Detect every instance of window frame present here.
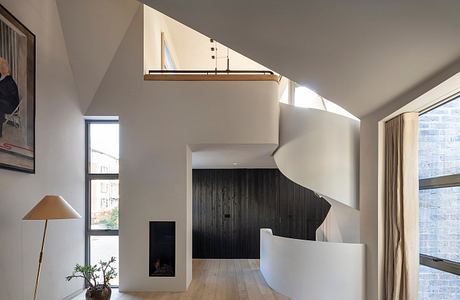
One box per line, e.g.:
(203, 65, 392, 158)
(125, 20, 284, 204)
(85, 120, 119, 277)
(419, 96, 460, 277)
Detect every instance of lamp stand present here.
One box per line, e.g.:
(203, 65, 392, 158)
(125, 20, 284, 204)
(33, 219, 48, 300)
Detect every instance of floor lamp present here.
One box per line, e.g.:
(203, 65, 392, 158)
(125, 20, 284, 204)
(23, 195, 81, 300)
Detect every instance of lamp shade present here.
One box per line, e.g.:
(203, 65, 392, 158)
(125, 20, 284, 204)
(23, 195, 81, 220)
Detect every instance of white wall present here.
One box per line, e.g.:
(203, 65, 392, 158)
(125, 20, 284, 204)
(87, 7, 279, 292)
(260, 229, 365, 300)
(274, 103, 360, 209)
(0, 0, 85, 299)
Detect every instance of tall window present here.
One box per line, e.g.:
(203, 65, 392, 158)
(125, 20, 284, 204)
(419, 96, 460, 299)
(86, 121, 119, 285)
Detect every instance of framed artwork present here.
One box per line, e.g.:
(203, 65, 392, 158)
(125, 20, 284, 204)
(161, 32, 176, 70)
(0, 4, 35, 173)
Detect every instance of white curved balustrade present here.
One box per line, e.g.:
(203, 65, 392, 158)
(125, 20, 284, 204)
(260, 229, 365, 300)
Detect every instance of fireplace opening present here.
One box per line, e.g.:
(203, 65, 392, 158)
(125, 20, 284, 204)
(149, 221, 175, 277)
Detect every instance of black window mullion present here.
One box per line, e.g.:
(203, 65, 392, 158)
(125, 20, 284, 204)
(85, 121, 90, 266)
(419, 173, 460, 190)
(87, 230, 119, 236)
(420, 254, 460, 276)
(88, 174, 119, 180)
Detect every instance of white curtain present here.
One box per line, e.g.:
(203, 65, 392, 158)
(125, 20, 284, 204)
(383, 112, 419, 300)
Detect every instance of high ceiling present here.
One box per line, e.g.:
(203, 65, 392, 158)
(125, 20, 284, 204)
(57, 0, 139, 112)
(141, 0, 460, 117)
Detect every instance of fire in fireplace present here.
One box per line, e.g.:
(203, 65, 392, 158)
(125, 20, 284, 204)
(149, 221, 175, 277)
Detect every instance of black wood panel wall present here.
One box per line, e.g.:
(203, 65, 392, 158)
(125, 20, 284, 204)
(192, 169, 331, 259)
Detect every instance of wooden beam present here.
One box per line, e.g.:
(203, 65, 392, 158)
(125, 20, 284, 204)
(144, 74, 279, 82)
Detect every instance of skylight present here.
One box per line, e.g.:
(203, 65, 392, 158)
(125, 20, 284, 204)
(280, 79, 359, 120)
(295, 86, 325, 110)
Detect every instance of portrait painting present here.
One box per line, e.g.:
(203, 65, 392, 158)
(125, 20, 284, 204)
(0, 4, 35, 173)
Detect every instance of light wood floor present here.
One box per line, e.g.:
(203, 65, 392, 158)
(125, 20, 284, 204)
(73, 259, 288, 300)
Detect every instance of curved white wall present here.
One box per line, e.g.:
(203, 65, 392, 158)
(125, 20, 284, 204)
(260, 229, 365, 300)
(274, 103, 360, 209)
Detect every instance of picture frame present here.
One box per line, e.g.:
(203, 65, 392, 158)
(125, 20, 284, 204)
(161, 32, 176, 70)
(0, 4, 36, 173)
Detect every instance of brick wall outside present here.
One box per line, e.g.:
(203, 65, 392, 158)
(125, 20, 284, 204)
(419, 96, 460, 300)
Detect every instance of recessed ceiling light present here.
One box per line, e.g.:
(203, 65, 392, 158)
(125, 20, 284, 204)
(232, 162, 239, 166)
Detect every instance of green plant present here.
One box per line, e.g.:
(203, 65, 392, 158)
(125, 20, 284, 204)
(66, 257, 117, 288)
(105, 207, 118, 229)
(98, 207, 118, 230)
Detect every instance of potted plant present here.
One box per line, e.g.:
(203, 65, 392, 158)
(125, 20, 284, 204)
(66, 257, 117, 300)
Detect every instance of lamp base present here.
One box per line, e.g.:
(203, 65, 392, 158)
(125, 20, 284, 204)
(33, 219, 48, 300)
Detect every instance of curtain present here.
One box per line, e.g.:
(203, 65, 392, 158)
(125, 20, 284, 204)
(384, 112, 419, 300)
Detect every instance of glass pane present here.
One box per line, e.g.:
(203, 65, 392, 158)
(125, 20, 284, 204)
(419, 265, 460, 300)
(91, 180, 119, 230)
(294, 86, 325, 110)
(90, 236, 119, 286)
(419, 96, 460, 179)
(89, 123, 119, 174)
(420, 187, 460, 262)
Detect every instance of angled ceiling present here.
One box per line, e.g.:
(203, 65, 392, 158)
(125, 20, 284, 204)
(159, 11, 269, 71)
(57, 0, 140, 111)
(141, 0, 460, 117)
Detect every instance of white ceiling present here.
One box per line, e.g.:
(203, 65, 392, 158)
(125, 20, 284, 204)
(141, 0, 460, 117)
(191, 144, 277, 169)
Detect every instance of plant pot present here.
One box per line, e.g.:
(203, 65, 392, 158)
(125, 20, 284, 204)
(85, 285, 111, 300)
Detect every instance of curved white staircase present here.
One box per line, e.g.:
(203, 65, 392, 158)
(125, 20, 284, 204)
(258, 104, 364, 300)
(274, 103, 360, 209)
(274, 103, 361, 244)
